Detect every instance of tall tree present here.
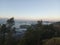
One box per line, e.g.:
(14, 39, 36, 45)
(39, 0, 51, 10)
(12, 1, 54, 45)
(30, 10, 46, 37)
(3, 17, 16, 45)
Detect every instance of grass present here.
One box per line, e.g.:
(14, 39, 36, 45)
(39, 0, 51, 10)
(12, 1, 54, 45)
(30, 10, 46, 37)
(43, 37, 60, 45)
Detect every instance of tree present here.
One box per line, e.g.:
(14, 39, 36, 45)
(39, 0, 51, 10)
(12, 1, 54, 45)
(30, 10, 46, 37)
(0, 24, 6, 45)
(6, 17, 15, 28)
(5, 17, 16, 45)
(19, 21, 55, 45)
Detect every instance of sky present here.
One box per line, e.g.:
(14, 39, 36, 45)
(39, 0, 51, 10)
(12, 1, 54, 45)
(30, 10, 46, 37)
(0, 0, 60, 21)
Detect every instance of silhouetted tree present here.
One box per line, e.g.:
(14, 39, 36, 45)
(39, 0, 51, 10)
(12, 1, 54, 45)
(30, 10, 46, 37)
(0, 17, 16, 45)
(6, 17, 15, 28)
(5, 17, 16, 45)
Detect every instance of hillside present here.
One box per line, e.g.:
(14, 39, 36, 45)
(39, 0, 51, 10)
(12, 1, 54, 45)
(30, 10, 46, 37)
(43, 37, 60, 45)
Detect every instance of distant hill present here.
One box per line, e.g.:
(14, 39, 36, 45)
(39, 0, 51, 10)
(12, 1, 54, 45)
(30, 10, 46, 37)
(53, 22, 60, 25)
(53, 22, 60, 28)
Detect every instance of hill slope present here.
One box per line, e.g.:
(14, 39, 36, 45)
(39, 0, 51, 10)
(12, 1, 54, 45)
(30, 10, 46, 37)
(43, 37, 60, 45)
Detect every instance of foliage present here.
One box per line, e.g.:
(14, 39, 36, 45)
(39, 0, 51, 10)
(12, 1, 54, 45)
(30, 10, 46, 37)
(19, 21, 56, 45)
(6, 17, 15, 28)
(0, 17, 16, 45)
(0, 18, 60, 45)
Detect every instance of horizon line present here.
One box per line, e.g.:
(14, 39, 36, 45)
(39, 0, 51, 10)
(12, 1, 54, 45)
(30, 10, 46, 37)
(0, 17, 60, 22)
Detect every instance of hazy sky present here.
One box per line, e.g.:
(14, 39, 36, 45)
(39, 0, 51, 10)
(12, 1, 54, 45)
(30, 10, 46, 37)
(0, 0, 60, 21)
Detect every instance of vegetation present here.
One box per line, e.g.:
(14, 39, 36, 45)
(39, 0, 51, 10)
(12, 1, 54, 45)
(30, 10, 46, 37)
(19, 21, 56, 45)
(0, 17, 60, 45)
(0, 17, 16, 45)
(43, 37, 60, 45)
